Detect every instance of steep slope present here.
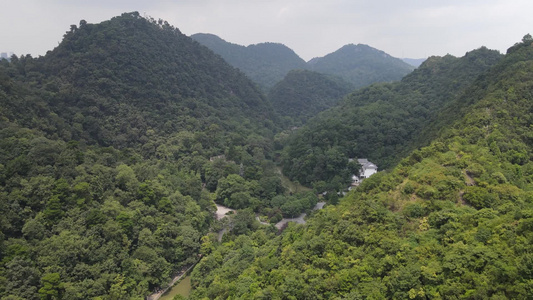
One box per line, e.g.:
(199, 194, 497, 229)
(191, 33, 308, 89)
(0, 12, 283, 299)
(282, 47, 502, 187)
(189, 35, 533, 300)
(268, 70, 353, 125)
(308, 44, 415, 88)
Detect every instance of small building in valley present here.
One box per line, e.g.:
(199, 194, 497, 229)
(358, 158, 378, 179)
(350, 158, 378, 188)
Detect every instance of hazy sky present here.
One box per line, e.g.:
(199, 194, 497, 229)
(1, 0, 532, 61)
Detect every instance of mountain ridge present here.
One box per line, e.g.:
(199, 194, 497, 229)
(281, 46, 503, 188)
(192, 34, 415, 90)
(191, 33, 307, 89)
(308, 43, 415, 88)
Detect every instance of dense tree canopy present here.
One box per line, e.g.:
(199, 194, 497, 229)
(268, 70, 352, 126)
(308, 43, 415, 88)
(193, 34, 417, 93)
(2, 10, 532, 300)
(0, 12, 286, 299)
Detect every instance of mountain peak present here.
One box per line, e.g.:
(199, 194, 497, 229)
(22, 13, 273, 146)
(192, 33, 307, 89)
(308, 43, 414, 88)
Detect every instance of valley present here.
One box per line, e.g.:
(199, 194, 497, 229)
(0, 12, 532, 300)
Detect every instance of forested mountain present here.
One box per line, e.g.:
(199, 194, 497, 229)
(282, 46, 503, 188)
(0, 12, 286, 299)
(267, 70, 353, 126)
(12, 14, 276, 149)
(191, 33, 308, 90)
(188, 35, 533, 300)
(2, 9, 532, 300)
(308, 44, 415, 88)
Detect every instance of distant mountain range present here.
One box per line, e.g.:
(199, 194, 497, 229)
(192, 34, 415, 90)
(191, 33, 307, 89)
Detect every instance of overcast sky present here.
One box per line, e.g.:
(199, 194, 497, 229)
(1, 0, 532, 61)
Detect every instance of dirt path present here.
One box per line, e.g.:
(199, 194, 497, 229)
(272, 202, 326, 229)
(274, 213, 307, 229)
(215, 204, 234, 220)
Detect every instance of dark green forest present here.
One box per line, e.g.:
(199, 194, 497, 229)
(1, 11, 532, 300)
(0, 12, 288, 299)
(268, 70, 353, 126)
(192, 34, 415, 93)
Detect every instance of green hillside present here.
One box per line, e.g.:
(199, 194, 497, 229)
(191, 33, 308, 90)
(268, 70, 352, 126)
(0, 12, 284, 299)
(17, 15, 275, 148)
(281, 46, 502, 188)
(188, 35, 533, 299)
(308, 44, 415, 88)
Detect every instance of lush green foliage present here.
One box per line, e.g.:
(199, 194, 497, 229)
(191, 33, 308, 90)
(2, 10, 532, 300)
(308, 44, 414, 88)
(268, 70, 352, 126)
(282, 47, 503, 187)
(189, 37, 533, 299)
(0, 12, 286, 299)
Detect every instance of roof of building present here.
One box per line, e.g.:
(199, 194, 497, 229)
(357, 158, 377, 170)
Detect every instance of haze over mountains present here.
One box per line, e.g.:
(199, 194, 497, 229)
(191, 33, 415, 90)
(268, 70, 353, 125)
(1, 12, 531, 300)
(191, 33, 308, 90)
(402, 57, 427, 67)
